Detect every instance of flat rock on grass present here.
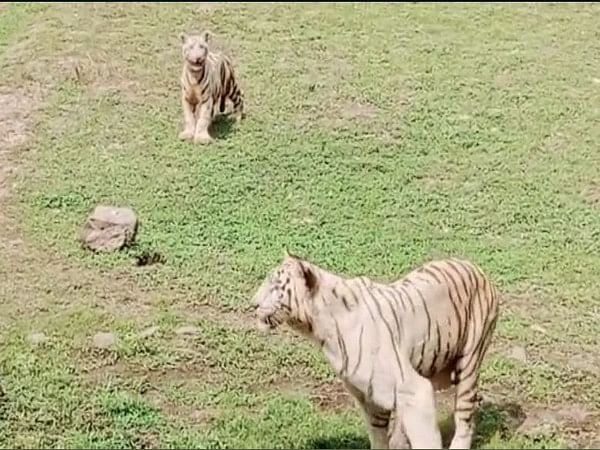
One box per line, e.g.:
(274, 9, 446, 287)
(92, 332, 117, 349)
(79, 205, 138, 252)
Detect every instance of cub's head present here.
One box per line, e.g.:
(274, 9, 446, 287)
(180, 31, 211, 70)
(253, 252, 318, 333)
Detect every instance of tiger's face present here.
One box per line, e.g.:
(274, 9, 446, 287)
(253, 254, 317, 333)
(180, 31, 210, 70)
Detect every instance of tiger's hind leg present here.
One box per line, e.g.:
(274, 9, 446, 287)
(449, 322, 497, 449)
(229, 83, 244, 124)
(449, 353, 481, 449)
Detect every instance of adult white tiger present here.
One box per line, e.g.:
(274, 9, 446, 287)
(253, 252, 499, 449)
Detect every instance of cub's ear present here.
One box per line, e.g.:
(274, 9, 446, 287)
(299, 263, 318, 295)
(284, 248, 302, 262)
(179, 32, 187, 44)
(202, 30, 212, 43)
(284, 249, 300, 260)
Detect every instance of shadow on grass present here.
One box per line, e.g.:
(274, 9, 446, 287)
(209, 113, 237, 140)
(306, 401, 525, 449)
(306, 433, 369, 450)
(441, 400, 526, 448)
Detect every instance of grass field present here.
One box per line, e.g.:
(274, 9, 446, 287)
(1, 2, 599, 448)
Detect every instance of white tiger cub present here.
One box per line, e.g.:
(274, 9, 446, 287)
(253, 252, 499, 449)
(179, 31, 244, 144)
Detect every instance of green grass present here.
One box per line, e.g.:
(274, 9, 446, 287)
(1, 2, 599, 448)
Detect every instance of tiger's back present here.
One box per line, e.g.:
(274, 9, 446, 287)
(391, 257, 499, 390)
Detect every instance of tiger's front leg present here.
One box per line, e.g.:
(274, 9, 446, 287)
(345, 382, 391, 449)
(179, 94, 196, 141)
(360, 403, 391, 449)
(388, 411, 410, 449)
(193, 98, 214, 144)
(398, 374, 442, 449)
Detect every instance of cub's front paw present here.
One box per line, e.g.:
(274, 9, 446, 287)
(234, 111, 245, 124)
(179, 130, 194, 141)
(193, 132, 213, 144)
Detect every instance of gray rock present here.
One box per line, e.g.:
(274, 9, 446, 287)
(28, 332, 48, 345)
(175, 325, 200, 336)
(140, 326, 159, 338)
(92, 332, 117, 349)
(79, 205, 138, 252)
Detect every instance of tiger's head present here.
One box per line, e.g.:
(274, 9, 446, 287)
(180, 31, 211, 71)
(253, 252, 318, 334)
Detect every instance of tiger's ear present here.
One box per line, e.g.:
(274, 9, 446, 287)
(299, 263, 318, 295)
(202, 30, 212, 43)
(284, 249, 300, 260)
(179, 32, 188, 44)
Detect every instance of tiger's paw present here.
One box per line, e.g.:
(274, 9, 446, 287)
(193, 133, 213, 144)
(179, 130, 194, 141)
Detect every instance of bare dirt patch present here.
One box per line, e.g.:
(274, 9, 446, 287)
(518, 403, 599, 447)
(309, 378, 354, 411)
(56, 55, 142, 101)
(174, 297, 256, 331)
(581, 181, 600, 207)
(0, 85, 42, 200)
(339, 99, 378, 121)
(322, 97, 379, 130)
(84, 359, 218, 425)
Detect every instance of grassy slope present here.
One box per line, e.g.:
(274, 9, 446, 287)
(1, 2, 599, 448)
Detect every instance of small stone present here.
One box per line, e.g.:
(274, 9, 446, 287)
(9, 239, 24, 247)
(79, 205, 138, 252)
(175, 325, 200, 336)
(28, 332, 48, 345)
(530, 324, 547, 334)
(92, 332, 117, 349)
(568, 354, 596, 373)
(140, 326, 159, 338)
(509, 345, 528, 363)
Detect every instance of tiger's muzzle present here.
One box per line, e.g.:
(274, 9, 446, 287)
(255, 306, 279, 334)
